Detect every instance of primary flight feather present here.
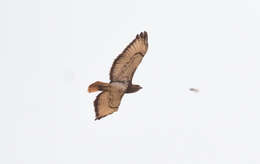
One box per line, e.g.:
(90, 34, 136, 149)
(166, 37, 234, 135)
(88, 31, 149, 120)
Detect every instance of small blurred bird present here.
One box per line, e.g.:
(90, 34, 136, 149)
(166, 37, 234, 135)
(189, 88, 199, 93)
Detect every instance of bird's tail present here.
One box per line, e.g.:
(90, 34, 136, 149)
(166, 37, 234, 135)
(88, 81, 109, 93)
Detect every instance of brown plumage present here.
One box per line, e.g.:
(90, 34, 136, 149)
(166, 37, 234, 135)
(88, 31, 149, 120)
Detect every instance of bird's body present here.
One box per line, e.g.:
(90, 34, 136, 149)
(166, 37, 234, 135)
(88, 81, 142, 93)
(88, 31, 148, 120)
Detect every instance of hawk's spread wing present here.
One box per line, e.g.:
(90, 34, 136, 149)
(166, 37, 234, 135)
(94, 83, 127, 120)
(110, 31, 148, 82)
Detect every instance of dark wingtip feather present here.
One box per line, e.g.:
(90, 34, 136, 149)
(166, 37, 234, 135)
(95, 114, 108, 121)
(140, 32, 144, 38)
(143, 31, 148, 39)
(136, 31, 148, 40)
(139, 31, 148, 43)
(142, 31, 148, 45)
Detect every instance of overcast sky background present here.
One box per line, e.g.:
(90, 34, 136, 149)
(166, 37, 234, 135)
(1, 0, 260, 163)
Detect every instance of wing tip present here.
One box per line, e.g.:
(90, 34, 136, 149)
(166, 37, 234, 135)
(137, 31, 148, 46)
(94, 114, 110, 120)
(137, 31, 148, 40)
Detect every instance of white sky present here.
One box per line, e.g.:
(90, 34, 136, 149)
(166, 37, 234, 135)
(1, 0, 260, 163)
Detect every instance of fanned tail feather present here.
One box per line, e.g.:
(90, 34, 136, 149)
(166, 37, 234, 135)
(88, 81, 109, 93)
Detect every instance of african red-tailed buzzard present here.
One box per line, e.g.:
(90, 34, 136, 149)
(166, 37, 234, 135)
(88, 31, 149, 120)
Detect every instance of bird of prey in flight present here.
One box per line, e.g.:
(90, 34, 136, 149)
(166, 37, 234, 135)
(88, 31, 149, 120)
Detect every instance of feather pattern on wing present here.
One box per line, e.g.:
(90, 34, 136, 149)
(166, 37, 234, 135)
(94, 82, 127, 120)
(110, 31, 148, 82)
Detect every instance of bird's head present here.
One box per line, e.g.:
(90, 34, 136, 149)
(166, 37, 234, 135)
(129, 84, 142, 93)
